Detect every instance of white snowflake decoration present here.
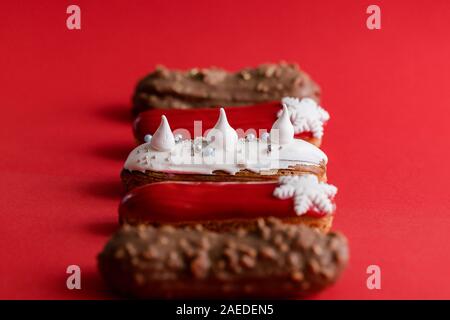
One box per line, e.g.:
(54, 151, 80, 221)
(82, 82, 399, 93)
(273, 175, 337, 216)
(278, 97, 330, 139)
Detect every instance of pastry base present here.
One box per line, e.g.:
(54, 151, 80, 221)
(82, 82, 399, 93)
(120, 215, 333, 233)
(121, 165, 327, 191)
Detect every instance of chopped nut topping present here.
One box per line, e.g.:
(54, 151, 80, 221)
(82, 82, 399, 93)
(99, 219, 348, 299)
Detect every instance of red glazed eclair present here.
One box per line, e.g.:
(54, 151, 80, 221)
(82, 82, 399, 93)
(133, 97, 329, 147)
(98, 218, 348, 298)
(122, 107, 328, 191)
(119, 175, 337, 233)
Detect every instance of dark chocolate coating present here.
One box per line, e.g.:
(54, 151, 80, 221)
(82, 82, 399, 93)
(98, 218, 348, 298)
(132, 62, 321, 114)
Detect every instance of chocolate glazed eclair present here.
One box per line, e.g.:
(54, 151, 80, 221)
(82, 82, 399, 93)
(98, 218, 348, 299)
(132, 62, 321, 114)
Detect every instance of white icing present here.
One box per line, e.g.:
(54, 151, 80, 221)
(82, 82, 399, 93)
(150, 115, 175, 151)
(205, 108, 238, 151)
(273, 175, 337, 215)
(279, 97, 330, 139)
(124, 138, 328, 175)
(270, 104, 295, 145)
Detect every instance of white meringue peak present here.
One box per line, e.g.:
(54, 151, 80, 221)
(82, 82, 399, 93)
(205, 108, 238, 150)
(150, 115, 176, 152)
(270, 104, 295, 145)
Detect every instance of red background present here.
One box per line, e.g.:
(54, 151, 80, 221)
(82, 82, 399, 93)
(1, 0, 450, 299)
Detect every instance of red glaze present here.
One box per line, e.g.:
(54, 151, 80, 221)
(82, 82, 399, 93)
(119, 181, 327, 224)
(133, 102, 314, 142)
